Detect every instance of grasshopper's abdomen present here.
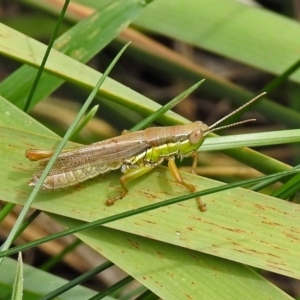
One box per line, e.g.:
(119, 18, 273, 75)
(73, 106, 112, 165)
(30, 160, 124, 190)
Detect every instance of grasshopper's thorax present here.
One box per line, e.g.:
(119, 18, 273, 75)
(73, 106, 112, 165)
(174, 121, 210, 157)
(124, 121, 210, 170)
(142, 121, 209, 147)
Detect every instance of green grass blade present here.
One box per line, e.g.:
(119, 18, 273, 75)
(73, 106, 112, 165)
(23, 0, 70, 112)
(130, 79, 205, 131)
(11, 253, 23, 300)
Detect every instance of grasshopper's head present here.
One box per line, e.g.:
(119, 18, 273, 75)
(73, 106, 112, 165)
(188, 121, 209, 146)
(177, 121, 210, 156)
(175, 121, 209, 157)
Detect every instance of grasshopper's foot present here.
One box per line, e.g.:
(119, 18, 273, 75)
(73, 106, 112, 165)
(181, 182, 207, 212)
(197, 198, 207, 212)
(106, 191, 127, 206)
(106, 198, 117, 206)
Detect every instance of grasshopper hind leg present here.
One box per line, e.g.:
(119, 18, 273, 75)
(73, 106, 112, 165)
(106, 164, 156, 206)
(168, 156, 206, 212)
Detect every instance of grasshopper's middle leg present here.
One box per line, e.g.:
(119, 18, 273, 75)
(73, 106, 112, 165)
(106, 164, 155, 206)
(167, 156, 207, 212)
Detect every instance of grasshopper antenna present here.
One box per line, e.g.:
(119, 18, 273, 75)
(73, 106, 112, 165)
(207, 92, 265, 133)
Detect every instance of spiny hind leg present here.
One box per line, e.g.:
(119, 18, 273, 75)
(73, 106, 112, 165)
(106, 164, 155, 206)
(168, 156, 206, 212)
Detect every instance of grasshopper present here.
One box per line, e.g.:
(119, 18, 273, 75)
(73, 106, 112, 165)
(26, 93, 264, 211)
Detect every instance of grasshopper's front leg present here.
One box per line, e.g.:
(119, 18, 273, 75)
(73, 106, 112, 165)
(106, 164, 155, 206)
(168, 156, 207, 212)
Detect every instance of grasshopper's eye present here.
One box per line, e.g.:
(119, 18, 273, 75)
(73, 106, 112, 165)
(195, 121, 204, 125)
(189, 129, 202, 144)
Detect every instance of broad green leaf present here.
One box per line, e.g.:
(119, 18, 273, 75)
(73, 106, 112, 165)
(52, 215, 293, 300)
